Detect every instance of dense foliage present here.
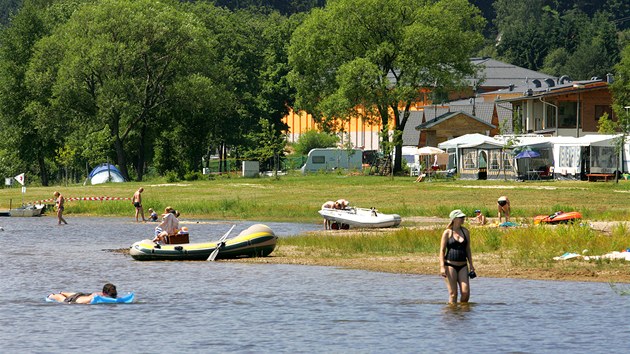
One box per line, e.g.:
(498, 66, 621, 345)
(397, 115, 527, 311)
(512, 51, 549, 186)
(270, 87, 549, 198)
(291, 130, 339, 155)
(1, 0, 630, 182)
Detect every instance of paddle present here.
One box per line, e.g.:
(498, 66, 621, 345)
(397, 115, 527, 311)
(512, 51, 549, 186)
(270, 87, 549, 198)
(208, 225, 235, 261)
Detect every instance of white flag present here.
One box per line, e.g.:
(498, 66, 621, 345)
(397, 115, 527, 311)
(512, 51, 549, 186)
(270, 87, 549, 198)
(14, 173, 25, 186)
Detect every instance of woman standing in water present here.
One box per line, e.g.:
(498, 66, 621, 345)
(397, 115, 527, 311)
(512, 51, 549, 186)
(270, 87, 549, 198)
(439, 209, 475, 303)
(53, 191, 68, 225)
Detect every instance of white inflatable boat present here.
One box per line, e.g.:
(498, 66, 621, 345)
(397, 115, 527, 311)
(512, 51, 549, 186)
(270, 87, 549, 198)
(318, 207, 401, 229)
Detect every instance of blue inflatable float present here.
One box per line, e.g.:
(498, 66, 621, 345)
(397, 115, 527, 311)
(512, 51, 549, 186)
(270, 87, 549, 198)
(46, 292, 135, 304)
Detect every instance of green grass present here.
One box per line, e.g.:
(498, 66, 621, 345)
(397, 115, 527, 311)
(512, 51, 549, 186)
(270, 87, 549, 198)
(4, 173, 629, 279)
(2, 174, 630, 223)
(279, 223, 630, 270)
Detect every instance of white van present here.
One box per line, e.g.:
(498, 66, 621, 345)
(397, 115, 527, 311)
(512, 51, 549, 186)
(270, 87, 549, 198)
(300, 148, 363, 174)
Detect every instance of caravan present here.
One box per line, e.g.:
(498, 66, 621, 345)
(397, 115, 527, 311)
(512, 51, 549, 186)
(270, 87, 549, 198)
(300, 148, 363, 174)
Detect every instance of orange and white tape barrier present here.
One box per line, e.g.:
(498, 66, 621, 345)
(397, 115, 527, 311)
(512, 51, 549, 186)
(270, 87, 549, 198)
(34, 196, 132, 204)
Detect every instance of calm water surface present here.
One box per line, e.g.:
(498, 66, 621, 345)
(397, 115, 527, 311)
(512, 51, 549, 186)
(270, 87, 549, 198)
(0, 217, 628, 353)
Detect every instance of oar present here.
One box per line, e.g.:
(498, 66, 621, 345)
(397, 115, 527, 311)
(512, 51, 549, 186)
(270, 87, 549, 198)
(208, 225, 235, 261)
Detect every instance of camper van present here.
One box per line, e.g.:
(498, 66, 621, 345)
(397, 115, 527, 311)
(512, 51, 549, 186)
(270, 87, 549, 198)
(300, 148, 363, 174)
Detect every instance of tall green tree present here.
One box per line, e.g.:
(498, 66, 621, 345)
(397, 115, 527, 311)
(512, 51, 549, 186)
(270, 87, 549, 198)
(26, 0, 215, 181)
(610, 44, 630, 179)
(0, 0, 88, 185)
(494, 0, 560, 71)
(288, 0, 484, 173)
(186, 5, 299, 172)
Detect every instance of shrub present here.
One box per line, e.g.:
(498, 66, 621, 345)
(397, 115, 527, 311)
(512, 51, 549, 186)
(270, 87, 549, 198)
(292, 130, 339, 155)
(165, 170, 179, 183)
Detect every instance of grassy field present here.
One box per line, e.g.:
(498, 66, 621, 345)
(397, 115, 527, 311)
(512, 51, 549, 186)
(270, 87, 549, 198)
(2, 173, 629, 283)
(3, 173, 630, 222)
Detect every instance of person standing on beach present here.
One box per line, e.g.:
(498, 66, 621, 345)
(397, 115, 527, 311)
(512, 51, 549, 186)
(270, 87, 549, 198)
(53, 191, 68, 225)
(497, 196, 511, 222)
(132, 187, 146, 222)
(439, 209, 475, 303)
(321, 200, 335, 229)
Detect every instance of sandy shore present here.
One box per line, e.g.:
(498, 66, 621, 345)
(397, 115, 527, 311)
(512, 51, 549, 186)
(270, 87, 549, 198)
(231, 217, 630, 283)
(233, 246, 630, 283)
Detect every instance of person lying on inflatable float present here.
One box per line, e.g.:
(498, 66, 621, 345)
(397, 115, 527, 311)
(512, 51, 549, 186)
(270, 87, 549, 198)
(46, 283, 131, 304)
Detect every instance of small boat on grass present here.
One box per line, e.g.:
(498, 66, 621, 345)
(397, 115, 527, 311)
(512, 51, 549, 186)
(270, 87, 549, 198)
(318, 207, 401, 229)
(10, 204, 45, 217)
(534, 211, 582, 225)
(129, 224, 277, 261)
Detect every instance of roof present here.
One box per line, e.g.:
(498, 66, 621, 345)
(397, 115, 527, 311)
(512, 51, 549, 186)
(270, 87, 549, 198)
(416, 110, 495, 130)
(401, 100, 514, 146)
(419, 101, 511, 131)
(469, 58, 556, 90)
(497, 134, 618, 148)
(494, 79, 609, 103)
(388, 57, 556, 91)
(438, 133, 504, 150)
(401, 111, 423, 146)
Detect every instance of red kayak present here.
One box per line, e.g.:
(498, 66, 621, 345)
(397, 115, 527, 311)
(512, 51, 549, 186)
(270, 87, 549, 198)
(534, 211, 582, 224)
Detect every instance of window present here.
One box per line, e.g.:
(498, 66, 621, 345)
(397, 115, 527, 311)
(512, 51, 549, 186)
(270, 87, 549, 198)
(545, 105, 556, 129)
(312, 156, 325, 164)
(503, 151, 513, 170)
(488, 150, 501, 171)
(463, 149, 477, 169)
(590, 146, 615, 169)
(559, 146, 580, 168)
(594, 105, 613, 123)
(558, 102, 577, 128)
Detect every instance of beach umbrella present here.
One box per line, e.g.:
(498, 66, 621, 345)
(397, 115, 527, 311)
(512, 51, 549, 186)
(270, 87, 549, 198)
(417, 146, 445, 156)
(515, 150, 540, 159)
(417, 146, 445, 181)
(515, 150, 541, 179)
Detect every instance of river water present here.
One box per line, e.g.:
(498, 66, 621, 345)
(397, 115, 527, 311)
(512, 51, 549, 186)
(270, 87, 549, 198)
(0, 216, 628, 353)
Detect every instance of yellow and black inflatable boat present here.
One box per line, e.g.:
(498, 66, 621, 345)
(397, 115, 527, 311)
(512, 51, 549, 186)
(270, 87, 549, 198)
(129, 224, 277, 261)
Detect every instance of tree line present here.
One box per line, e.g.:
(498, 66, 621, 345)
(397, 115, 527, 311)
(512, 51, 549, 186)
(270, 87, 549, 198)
(1, 0, 629, 184)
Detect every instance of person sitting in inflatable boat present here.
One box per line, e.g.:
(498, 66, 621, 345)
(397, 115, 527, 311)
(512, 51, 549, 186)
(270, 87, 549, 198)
(47, 283, 118, 304)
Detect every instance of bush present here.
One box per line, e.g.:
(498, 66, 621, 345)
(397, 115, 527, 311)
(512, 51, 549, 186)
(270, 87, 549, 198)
(184, 171, 203, 181)
(165, 170, 179, 183)
(292, 130, 339, 155)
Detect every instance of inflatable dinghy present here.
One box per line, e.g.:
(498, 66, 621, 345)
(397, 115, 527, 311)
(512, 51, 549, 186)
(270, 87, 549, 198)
(129, 224, 277, 261)
(534, 211, 582, 225)
(318, 207, 401, 229)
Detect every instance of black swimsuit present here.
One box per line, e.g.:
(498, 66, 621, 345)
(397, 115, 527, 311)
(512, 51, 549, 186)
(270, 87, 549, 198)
(63, 292, 90, 303)
(445, 229, 468, 271)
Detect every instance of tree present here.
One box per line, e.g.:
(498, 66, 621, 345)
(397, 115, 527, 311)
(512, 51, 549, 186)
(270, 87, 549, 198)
(610, 44, 630, 182)
(292, 130, 339, 155)
(26, 0, 215, 181)
(0, 0, 86, 185)
(187, 5, 299, 173)
(494, 0, 560, 71)
(288, 0, 484, 173)
(243, 118, 287, 179)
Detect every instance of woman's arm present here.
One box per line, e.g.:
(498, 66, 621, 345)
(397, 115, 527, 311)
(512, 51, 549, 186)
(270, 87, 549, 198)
(439, 230, 448, 277)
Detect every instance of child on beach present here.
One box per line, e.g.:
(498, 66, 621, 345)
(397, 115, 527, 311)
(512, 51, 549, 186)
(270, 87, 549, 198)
(473, 210, 487, 225)
(148, 208, 158, 222)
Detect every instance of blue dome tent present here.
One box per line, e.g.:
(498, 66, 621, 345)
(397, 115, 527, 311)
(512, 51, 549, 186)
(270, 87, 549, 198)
(88, 163, 125, 184)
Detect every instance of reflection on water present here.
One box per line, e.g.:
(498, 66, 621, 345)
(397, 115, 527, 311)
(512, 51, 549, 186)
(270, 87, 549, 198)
(0, 216, 628, 353)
